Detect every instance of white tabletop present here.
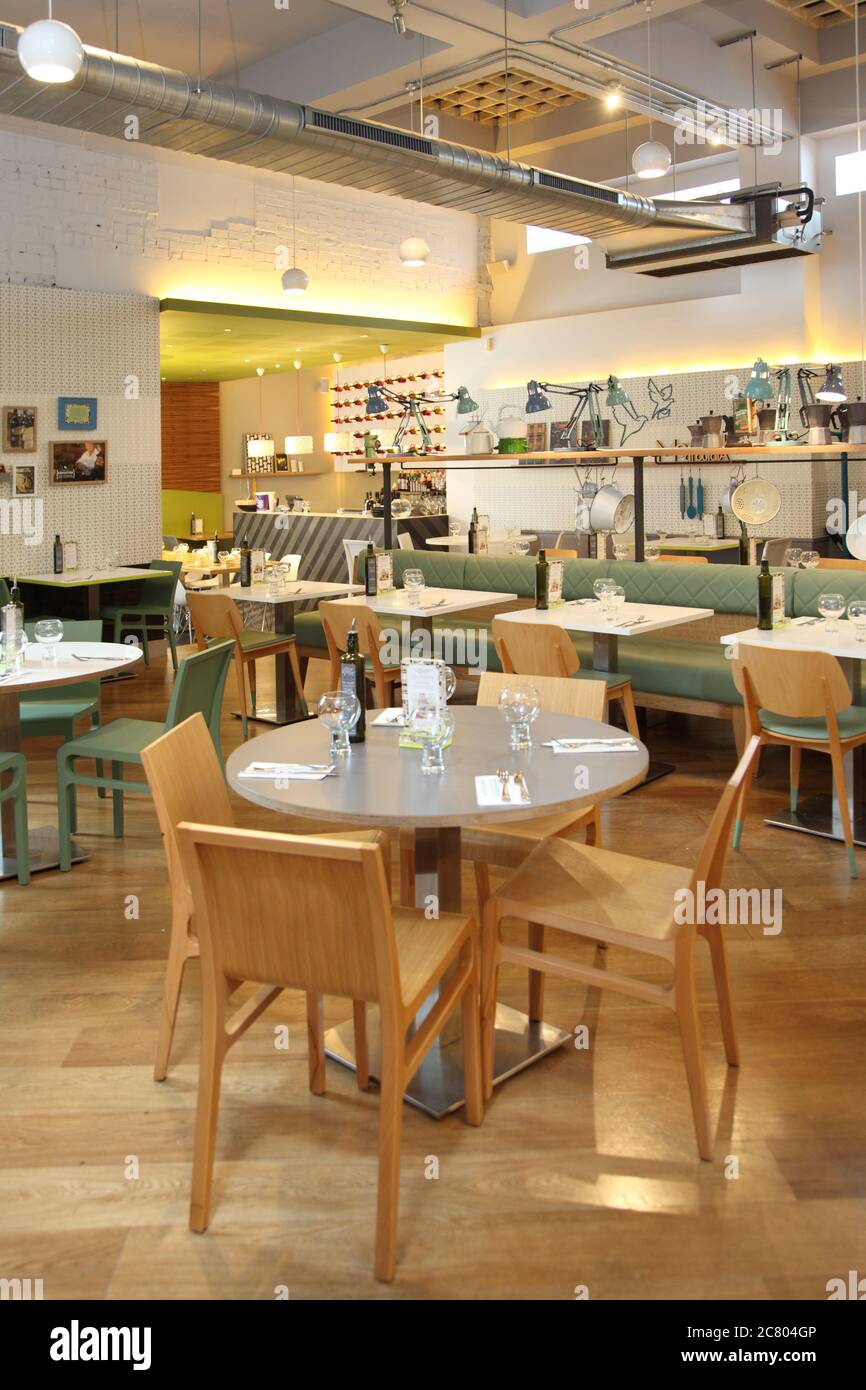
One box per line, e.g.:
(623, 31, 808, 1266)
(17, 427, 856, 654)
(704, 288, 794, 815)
(720, 616, 866, 662)
(19, 567, 172, 586)
(0, 641, 143, 692)
(642, 536, 740, 551)
(333, 587, 517, 619)
(199, 580, 364, 605)
(426, 533, 537, 547)
(495, 599, 713, 637)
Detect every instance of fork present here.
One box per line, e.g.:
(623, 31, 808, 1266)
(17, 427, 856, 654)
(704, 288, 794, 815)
(496, 768, 512, 802)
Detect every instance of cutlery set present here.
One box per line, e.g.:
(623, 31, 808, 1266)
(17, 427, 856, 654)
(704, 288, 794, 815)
(496, 768, 530, 803)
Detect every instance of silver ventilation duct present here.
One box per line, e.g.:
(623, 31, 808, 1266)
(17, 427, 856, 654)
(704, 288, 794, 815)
(0, 24, 819, 272)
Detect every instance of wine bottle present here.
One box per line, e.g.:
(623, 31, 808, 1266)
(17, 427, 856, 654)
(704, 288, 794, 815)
(757, 557, 773, 631)
(536, 548, 549, 611)
(7, 578, 24, 636)
(365, 541, 377, 596)
(468, 508, 478, 555)
(239, 541, 252, 589)
(341, 620, 366, 744)
(53, 533, 64, 574)
(715, 505, 725, 539)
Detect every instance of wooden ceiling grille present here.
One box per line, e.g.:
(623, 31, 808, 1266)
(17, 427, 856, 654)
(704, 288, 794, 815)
(433, 68, 587, 126)
(770, 0, 866, 28)
(161, 382, 221, 493)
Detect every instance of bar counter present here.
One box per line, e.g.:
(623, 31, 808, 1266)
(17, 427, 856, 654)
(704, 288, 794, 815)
(233, 510, 448, 584)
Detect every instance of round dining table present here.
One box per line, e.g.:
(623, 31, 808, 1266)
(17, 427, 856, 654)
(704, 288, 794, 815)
(227, 705, 648, 1117)
(0, 640, 143, 879)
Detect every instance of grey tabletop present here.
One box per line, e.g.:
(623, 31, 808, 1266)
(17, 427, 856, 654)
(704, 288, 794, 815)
(226, 706, 648, 829)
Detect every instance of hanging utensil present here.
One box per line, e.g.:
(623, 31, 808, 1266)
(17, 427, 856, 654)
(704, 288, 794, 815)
(687, 470, 697, 519)
(696, 466, 704, 518)
(679, 465, 686, 520)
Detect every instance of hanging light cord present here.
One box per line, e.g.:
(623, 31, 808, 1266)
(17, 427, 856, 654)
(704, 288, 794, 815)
(646, 1, 653, 138)
(503, 0, 511, 162)
(624, 107, 630, 191)
(419, 35, 425, 132)
(114, 0, 119, 52)
(749, 34, 758, 185)
(195, 0, 202, 95)
(292, 175, 297, 269)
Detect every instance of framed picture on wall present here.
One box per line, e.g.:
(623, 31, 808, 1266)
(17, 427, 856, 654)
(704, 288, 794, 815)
(3, 406, 37, 452)
(525, 421, 548, 453)
(57, 397, 98, 431)
(274, 453, 290, 473)
(13, 464, 36, 496)
(50, 440, 107, 484)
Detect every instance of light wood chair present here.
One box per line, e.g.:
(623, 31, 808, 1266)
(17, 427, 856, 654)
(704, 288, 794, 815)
(186, 590, 305, 738)
(492, 617, 640, 740)
(177, 819, 483, 1281)
(731, 647, 866, 878)
(658, 554, 709, 564)
(546, 548, 578, 559)
(140, 713, 377, 1083)
(816, 557, 866, 572)
(320, 599, 402, 708)
(481, 736, 762, 1158)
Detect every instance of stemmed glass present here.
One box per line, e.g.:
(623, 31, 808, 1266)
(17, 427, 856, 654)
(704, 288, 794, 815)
(511, 538, 531, 557)
(33, 617, 64, 663)
(409, 701, 455, 774)
(800, 550, 820, 570)
(317, 690, 360, 758)
(448, 520, 462, 537)
(784, 547, 802, 568)
(817, 592, 846, 634)
(645, 543, 661, 562)
(612, 541, 629, 561)
(498, 683, 541, 751)
(848, 600, 866, 642)
(593, 577, 616, 604)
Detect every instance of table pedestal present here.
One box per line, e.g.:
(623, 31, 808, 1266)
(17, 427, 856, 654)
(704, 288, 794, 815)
(324, 822, 571, 1119)
(591, 633, 673, 787)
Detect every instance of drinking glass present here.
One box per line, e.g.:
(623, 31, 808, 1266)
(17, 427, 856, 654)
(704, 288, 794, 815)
(498, 683, 541, 751)
(105, 550, 120, 570)
(847, 600, 866, 642)
(218, 550, 230, 564)
(612, 541, 629, 561)
(409, 704, 455, 774)
(592, 577, 616, 603)
(604, 584, 626, 622)
(800, 550, 820, 570)
(448, 520, 462, 537)
(657, 527, 669, 542)
(278, 561, 294, 589)
(403, 568, 426, 604)
(817, 592, 846, 633)
(34, 617, 64, 663)
(264, 564, 279, 596)
(511, 538, 531, 557)
(0, 630, 27, 677)
(645, 544, 661, 562)
(444, 666, 457, 701)
(317, 690, 360, 758)
(784, 547, 802, 568)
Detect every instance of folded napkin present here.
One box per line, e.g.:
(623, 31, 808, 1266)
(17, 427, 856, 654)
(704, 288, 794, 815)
(237, 762, 334, 781)
(475, 774, 532, 808)
(371, 707, 406, 727)
(543, 738, 640, 754)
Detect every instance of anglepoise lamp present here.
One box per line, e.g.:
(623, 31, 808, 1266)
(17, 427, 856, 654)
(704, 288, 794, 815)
(744, 358, 774, 403)
(816, 364, 847, 404)
(525, 378, 604, 449)
(365, 381, 477, 454)
(774, 367, 795, 441)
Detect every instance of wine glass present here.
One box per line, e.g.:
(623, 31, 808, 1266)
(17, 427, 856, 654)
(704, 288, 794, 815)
(784, 547, 802, 568)
(498, 683, 541, 751)
(403, 568, 425, 604)
(448, 520, 462, 537)
(317, 690, 360, 758)
(264, 564, 279, 597)
(657, 527, 669, 542)
(409, 704, 455, 774)
(800, 550, 820, 570)
(443, 666, 457, 702)
(645, 543, 661, 562)
(847, 600, 866, 643)
(592, 577, 616, 604)
(817, 592, 846, 634)
(612, 541, 629, 561)
(511, 538, 531, 557)
(34, 617, 64, 663)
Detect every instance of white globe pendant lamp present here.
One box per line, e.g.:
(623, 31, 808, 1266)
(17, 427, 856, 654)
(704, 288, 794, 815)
(18, 4, 84, 85)
(400, 235, 430, 268)
(632, 2, 671, 182)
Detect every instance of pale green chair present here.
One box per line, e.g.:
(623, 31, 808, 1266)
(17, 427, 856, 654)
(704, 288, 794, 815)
(22, 619, 103, 743)
(55, 640, 234, 870)
(100, 559, 183, 670)
(0, 753, 29, 885)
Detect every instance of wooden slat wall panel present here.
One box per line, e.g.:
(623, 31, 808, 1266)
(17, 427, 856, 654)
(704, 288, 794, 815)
(161, 382, 221, 492)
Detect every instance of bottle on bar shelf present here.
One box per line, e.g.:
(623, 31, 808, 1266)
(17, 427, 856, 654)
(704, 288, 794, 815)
(536, 548, 549, 611)
(341, 619, 366, 744)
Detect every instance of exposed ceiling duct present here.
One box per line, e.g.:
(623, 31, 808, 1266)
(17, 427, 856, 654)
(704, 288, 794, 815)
(0, 23, 821, 273)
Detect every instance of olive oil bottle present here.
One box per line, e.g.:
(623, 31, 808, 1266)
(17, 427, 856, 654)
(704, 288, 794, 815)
(757, 557, 773, 631)
(535, 548, 549, 611)
(340, 620, 366, 743)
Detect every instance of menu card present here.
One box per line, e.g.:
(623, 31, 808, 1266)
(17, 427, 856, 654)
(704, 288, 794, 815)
(772, 573, 787, 628)
(399, 657, 448, 749)
(548, 559, 564, 607)
(477, 514, 490, 554)
(376, 553, 394, 593)
(251, 549, 266, 585)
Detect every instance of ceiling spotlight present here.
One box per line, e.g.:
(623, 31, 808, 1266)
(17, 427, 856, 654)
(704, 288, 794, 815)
(18, 5, 84, 84)
(400, 235, 430, 267)
(605, 85, 622, 111)
(389, 0, 409, 37)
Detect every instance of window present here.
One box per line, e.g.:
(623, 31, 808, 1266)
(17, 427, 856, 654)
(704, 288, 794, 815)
(526, 225, 591, 255)
(836, 151, 866, 197)
(658, 178, 741, 203)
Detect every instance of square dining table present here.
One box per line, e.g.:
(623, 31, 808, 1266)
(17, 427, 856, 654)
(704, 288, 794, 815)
(331, 585, 518, 639)
(18, 567, 174, 620)
(720, 616, 866, 846)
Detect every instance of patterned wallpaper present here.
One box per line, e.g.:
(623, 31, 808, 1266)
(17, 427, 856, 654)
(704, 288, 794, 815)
(0, 286, 161, 577)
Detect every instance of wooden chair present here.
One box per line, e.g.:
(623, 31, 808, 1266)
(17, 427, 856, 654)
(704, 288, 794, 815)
(140, 713, 377, 1084)
(731, 647, 866, 878)
(546, 548, 578, 559)
(177, 820, 483, 1281)
(320, 600, 402, 708)
(492, 617, 640, 740)
(187, 590, 305, 738)
(481, 736, 762, 1158)
(658, 554, 709, 564)
(816, 557, 866, 572)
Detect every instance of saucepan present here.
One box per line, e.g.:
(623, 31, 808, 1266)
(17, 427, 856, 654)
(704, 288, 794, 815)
(590, 482, 635, 534)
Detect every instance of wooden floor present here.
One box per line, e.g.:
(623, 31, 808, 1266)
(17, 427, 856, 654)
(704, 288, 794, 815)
(1, 643, 864, 1301)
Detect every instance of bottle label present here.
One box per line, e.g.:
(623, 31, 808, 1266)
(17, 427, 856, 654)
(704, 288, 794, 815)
(548, 560, 564, 607)
(376, 554, 393, 592)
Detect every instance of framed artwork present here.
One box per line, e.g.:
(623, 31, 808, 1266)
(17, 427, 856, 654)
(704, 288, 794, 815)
(274, 452, 290, 473)
(3, 406, 37, 452)
(50, 440, 107, 484)
(525, 421, 548, 453)
(13, 464, 36, 496)
(57, 397, 97, 431)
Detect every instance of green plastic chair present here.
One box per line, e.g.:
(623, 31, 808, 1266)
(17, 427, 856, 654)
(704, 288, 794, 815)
(55, 640, 234, 871)
(21, 619, 103, 742)
(100, 559, 183, 671)
(0, 753, 30, 885)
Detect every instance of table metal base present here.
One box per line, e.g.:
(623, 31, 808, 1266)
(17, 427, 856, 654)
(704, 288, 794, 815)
(629, 760, 675, 789)
(231, 707, 313, 729)
(0, 825, 87, 881)
(325, 1000, 571, 1120)
(764, 794, 866, 849)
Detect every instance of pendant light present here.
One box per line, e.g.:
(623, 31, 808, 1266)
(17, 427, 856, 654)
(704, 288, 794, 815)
(285, 361, 314, 457)
(632, 2, 671, 181)
(247, 367, 275, 461)
(281, 177, 309, 295)
(18, 2, 84, 84)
